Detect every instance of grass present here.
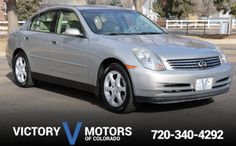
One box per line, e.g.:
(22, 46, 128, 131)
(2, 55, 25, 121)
(0, 36, 7, 52)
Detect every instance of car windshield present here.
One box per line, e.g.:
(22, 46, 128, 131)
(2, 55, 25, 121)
(80, 9, 165, 35)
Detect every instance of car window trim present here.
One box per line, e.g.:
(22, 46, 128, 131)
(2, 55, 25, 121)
(51, 10, 60, 33)
(54, 8, 88, 38)
(27, 9, 59, 34)
(26, 8, 88, 38)
(28, 14, 39, 31)
(37, 10, 59, 33)
(80, 9, 166, 35)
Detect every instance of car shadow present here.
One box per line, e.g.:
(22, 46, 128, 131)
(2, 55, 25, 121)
(135, 99, 214, 113)
(6, 72, 105, 109)
(6, 72, 214, 113)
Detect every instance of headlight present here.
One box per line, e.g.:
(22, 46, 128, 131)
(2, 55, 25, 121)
(132, 48, 165, 71)
(215, 46, 228, 63)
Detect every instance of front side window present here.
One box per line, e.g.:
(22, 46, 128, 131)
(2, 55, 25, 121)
(30, 10, 57, 33)
(80, 9, 164, 35)
(56, 10, 83, 34)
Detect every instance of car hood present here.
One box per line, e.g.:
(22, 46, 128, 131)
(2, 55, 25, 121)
(101, 34, 219, 60)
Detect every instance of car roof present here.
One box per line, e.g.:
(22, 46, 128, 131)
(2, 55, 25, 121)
(28, 5, 133, 21)
(77, 5, 130, 10)
(44, 5, 131, 11)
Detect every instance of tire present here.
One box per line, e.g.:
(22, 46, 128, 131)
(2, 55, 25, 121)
(100, 63, 136, 113)
(13, 51, 34, 87)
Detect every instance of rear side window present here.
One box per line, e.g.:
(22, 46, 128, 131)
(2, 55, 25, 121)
(30, 16, 38, 31)
(30, 10, 57, 33)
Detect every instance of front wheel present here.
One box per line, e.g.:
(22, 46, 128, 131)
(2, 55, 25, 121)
(13, 51, 34, 87)
(101, 63, 136, 113)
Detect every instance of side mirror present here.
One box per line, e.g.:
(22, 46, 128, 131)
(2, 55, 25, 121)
(161, 27, 168, 34)
(65, 28, 84, 37)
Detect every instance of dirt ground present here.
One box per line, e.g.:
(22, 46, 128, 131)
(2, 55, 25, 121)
(0, 36, 7, 52)
(196, 34, 236, 39)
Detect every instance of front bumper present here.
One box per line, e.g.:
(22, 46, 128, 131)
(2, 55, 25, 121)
(129, 63, 233, 103)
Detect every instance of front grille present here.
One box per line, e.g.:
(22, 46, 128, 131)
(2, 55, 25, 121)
(163, 89, 194, 93)
(213, 76, 231, 89)
(167, 56, 221, 70)
(212, 83, 229, 89)
(216, 77, 229, 83)
(164, 83, 190, 88)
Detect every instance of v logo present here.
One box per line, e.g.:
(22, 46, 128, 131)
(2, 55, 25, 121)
(63, 122, 82, 145)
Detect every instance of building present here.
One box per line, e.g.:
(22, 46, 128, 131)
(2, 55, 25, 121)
(0, 0, 6, 21)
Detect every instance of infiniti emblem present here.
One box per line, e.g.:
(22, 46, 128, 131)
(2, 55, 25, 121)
(198, 60, 208, 68)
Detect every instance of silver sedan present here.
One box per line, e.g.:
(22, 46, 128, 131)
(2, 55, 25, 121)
(6, 5, 233, 113)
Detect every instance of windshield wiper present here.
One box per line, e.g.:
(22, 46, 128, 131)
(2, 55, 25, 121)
(135, 32, 164, 35)
(106, 32, 131, 35)
(106, 32, 164, 35)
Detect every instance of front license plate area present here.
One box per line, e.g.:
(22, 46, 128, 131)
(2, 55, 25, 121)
(195, 78, 213, 91)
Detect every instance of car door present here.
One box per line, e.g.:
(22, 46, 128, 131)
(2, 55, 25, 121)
(49, 9, 89, 83)
(22, 10, 59, 75)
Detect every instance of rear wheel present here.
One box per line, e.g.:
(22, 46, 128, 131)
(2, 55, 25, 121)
(13, 51, 34, 87)
(101, 63, 136, 113)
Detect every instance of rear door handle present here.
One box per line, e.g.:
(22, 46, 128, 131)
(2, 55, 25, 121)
(51, 40, 57, 45)
(24, 37, 29, 40)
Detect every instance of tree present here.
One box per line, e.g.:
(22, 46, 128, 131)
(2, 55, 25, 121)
(191, 0, 217, 18)
(214, 0, 236, 15)
(153, 0, 195, 18)
(39, 0, 87, 8)
(92, 0, 134, 8)
(153, 0, 173, 18)
(6, 0, 18, 34)
(110, 0, 122, 6)
(76, 0, 87, 4)
(202, 0, 217, 18)
(16, 0, 42, 21)
(87, 0, 96, 4)
(172, 0, 195, 18)
(153, 0, 165, 17)
(93, 0, 122, 6)
(120, 0, 134, 8)
(214, 0, 236, 34)
(231, 2, 236, 15)
(133, 0, 144, 13)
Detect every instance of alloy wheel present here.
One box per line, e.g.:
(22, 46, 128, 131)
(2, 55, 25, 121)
(104, 71, 127, 107)
(15, 56, 27, 83)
